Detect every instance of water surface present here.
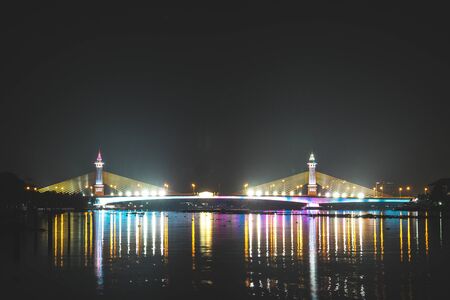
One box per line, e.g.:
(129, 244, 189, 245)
(2, 210, 449, 299)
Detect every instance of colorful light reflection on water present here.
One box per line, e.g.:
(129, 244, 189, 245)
(3, 210, 449, 299)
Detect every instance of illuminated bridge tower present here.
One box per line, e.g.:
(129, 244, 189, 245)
(307, 153, 318, 196)
(94, 150, 105, 196)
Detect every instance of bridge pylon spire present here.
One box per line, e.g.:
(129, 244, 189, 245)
(94, 149, 105, 196)
(307, 152, 317, 196)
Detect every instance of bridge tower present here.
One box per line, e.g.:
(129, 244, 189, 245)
(94, 150, 105, 196)
(307, 153, 317, 196)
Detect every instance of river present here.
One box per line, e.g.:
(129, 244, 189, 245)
(1, 210, 449, 299)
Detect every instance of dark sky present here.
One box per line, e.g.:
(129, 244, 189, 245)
(1, 3, 449, 193)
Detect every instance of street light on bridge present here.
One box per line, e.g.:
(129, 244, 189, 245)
(191, 183, 196, 195)
(399, 187, 403, 197)
(243, 183, 248, 194)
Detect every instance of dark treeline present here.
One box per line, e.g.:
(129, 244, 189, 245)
(0, 172, 88, 209)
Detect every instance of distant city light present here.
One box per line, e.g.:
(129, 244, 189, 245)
(357, 192, 365, 199)
(158, 189, 166, 196)
(273, 191, 278, 196)
(256, 190, 262, 197)
(118, 191, 123, 196)
(247, 188, 254, 197)
(126, 191, 132, 197)
(332, 192, 340, 198)
(325, 192, 331, 198)
(289, 191, 294, 196)
(341, 192, 348, 198)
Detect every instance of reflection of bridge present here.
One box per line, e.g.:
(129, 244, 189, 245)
(95, 195, 410, 208)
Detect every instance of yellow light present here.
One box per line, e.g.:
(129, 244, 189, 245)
(192, 183, 196, 188)
(26, 186, 30, 190)
(406, 186, 410, 191)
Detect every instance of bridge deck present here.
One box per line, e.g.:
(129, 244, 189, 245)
(95, 195, 411, 207)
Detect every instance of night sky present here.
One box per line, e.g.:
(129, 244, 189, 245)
(2, 3, 449, 193)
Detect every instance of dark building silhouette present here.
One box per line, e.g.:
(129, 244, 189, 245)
(428, 178, 450, 204)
